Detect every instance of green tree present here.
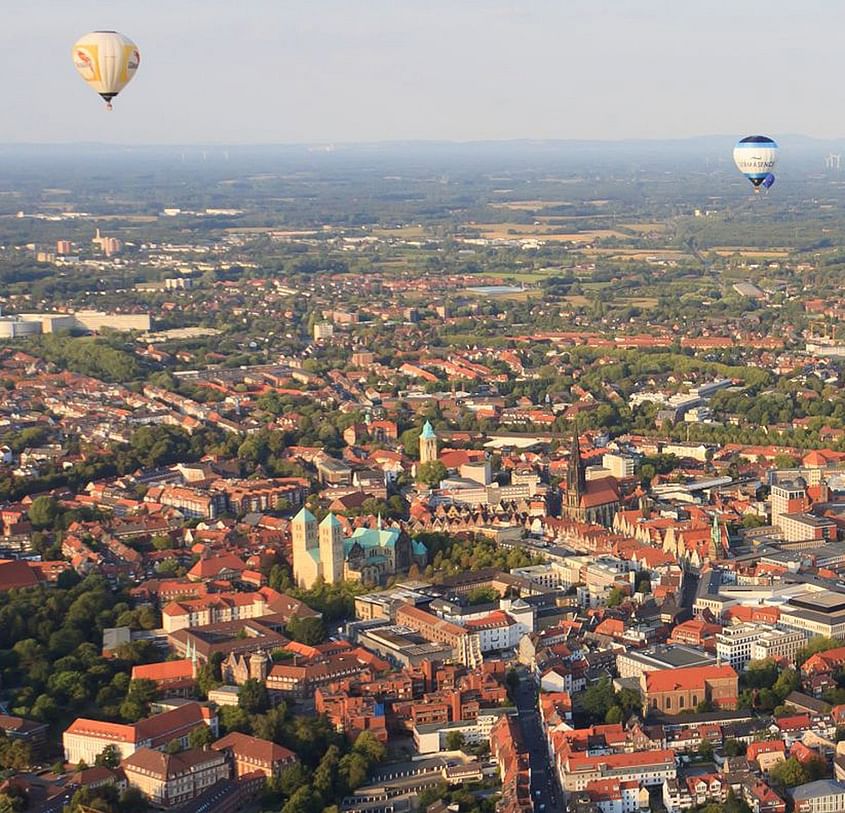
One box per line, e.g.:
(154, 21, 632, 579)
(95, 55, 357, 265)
(238, 678, 269, 714)
(94, 744, 121, 769)
(772, 668, 799, 700)
(28, 495, 60, 529)
(120, 678, 158, 722)
(279, 762, 311, 797)
(769, 756, 808, 788)
(188, 725, 214, 749)
(339, 751, 369, 792)
(606, 587, 626, 607)
(445, 731, 465, 751)
(151, 535, 171, 551)
(417, 460, 447, 486)
(219, 705, 251, 734)
(164, 739, 181, 755)
(466, 586, 499, 605)
(286, 616, 326, 645)
(252, 704, 288, 743)
(118, 786, 148, 813)
(352, 731, 386, 764)
(581, 678, 617, 722)
(281, 786, 322, 813)
(196, 662, 221, 698)
(0, 792, 22, 813)
(604, 705, 623, 724)
(313, 744, 340, 799)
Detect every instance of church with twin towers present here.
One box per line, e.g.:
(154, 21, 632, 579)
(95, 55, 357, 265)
(291, 424, 430, 589)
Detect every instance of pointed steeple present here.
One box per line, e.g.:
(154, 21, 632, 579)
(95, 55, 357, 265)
(710, 510, 721, 556)
(568, 422, 586, 502)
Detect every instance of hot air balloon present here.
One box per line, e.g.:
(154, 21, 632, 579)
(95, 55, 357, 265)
(72, 31, 140, 110)
(733, 136, 778, 190)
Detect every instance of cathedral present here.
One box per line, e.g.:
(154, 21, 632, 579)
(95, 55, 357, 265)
(562, 430, 620, 527)
(291, 508, 427, 589)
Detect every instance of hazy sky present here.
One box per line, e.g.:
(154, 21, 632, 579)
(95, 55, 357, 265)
(5, 0, 844, 144)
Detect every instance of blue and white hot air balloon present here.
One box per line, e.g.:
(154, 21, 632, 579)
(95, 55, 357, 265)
(733, 135, 778, 189)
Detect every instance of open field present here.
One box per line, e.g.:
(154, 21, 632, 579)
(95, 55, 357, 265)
(616, 296, 660, 308)
(620, 222, 668, 232)
(489, 200, 572, 211)
(371, 225, 428, 238)
(471, 223, 630, 242)
(582, 248, 688, 260)
(711, 247, 790, 258)
(461, 287, 541, 301)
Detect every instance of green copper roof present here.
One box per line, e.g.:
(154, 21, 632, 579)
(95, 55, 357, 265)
(420, 421, 436, 440)
(320, 512, 341, 527)
(293, 507, 316, 524)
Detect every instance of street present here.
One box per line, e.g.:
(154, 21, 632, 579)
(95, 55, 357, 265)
(515, 672, 563, 813)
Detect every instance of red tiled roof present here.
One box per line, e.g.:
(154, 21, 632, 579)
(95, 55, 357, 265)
(212, 731, 297, 765)
(131, 660, 195, 682)
(644, 664, 737, 693)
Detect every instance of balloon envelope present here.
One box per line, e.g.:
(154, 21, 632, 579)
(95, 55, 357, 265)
(72, 30, 140, 109)
(734, 136, 778, 188)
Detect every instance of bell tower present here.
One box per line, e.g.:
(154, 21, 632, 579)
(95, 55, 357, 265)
(420, 420, 438, 465)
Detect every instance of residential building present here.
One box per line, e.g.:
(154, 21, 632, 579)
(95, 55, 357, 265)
(557, 749, 676, 793)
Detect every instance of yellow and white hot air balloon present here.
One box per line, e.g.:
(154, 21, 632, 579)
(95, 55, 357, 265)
(72, 30, 140, 110)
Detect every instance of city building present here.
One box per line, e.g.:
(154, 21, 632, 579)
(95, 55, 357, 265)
(601, 453, 636, 480)
(771, 479, 809, 530)
(641, 664, 739, 715)
(557, 749, 677, 793)
(395, 604, 482, 668)
(211, 732, 298, 778)
(751, 629, 806, 663)
(716, 623, 771, 670)
(121, 747, 229, 808)
(790, 780, 845, 813)
(63, 703, 218, 765)
(313, 321, 334, 341)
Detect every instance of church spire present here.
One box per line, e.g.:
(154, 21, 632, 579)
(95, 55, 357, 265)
(568, 422, 586, 501)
